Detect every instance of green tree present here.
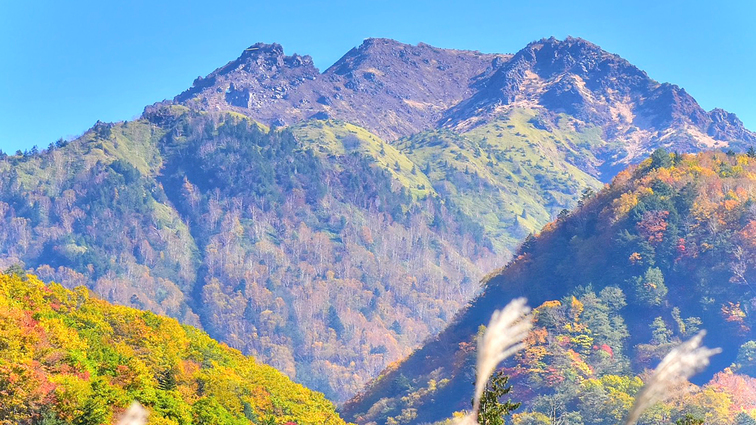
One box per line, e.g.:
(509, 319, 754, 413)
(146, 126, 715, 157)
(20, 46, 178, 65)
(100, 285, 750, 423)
(4, 263, 25, 277)
(192, 398, 247, 425)
(675, 413, 704, 425)
(632, 267, 668, 306)
(736, 341, 756, 375)
(651, 316, 672, 345)
(473, 370, 520, 425)
(649, 148, 672, 169)
(73, 394, 109, 425)
(735, 412, 756, 425)
(327, 305, 345, 336)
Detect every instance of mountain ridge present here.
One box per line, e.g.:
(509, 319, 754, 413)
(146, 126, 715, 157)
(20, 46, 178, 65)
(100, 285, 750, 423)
(173, 37, 503, 141)
(2, 36, 756, 405)
(169, 36, 755, 180)
(0, 271, 347, 425)
(341, 149, 756, 424)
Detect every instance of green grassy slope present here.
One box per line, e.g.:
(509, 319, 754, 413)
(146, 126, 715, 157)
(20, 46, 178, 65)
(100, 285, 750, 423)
(397, 108, 603, 254)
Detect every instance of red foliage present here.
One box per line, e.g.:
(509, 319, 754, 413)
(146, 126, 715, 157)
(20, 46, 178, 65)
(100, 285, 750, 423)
(544, 367, 564, 386)
(637, 210, 670, 244)
(707, 371, 756, 410)
(599, 344, 613, 357)
(722, 302, 750, 334)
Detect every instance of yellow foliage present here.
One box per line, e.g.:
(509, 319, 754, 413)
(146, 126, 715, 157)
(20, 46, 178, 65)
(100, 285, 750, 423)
(0, 273, 347, 425)
(569, 296, 584, 322)
(612, 192, 639, 220)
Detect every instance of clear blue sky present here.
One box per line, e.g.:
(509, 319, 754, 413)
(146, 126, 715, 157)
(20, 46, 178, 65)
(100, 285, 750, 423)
(1, 0, 754, 153)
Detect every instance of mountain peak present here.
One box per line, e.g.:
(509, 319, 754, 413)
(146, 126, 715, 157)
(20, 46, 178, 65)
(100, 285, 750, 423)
(325, 38, 418, 75)
(171, 36, 753, 153)
(516, 36, 640, 79)
(242, 41, 285, 57)
(174, 41, 318, 106)
(358, 37, 407, 49)
(229, 42, 315, 71)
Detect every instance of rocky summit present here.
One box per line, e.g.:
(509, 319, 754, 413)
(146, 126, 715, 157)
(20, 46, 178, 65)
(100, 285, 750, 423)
(170, 36, 754, 180)
(175, 38, 503, 140)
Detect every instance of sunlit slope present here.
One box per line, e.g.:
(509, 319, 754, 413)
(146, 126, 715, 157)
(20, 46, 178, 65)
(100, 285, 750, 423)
(342, 150, 756, 425)
(0, 272, 346, 425)
(0, 106, 612, 403)
(397, 108, 603, 253)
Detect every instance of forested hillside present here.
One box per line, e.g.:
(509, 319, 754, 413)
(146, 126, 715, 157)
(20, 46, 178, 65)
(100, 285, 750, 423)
(342, 150, 756, 424)
(0, 105, 599, 400)
(0, 271, 345, 425)
(1, 36, 755, 402)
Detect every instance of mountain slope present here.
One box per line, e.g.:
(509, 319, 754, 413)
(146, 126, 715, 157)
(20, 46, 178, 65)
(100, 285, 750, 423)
(443, 37, 756, 176)
(0, 271, 345, 425)
(341, 149, 756, 424)
(1, 37, 755, 403)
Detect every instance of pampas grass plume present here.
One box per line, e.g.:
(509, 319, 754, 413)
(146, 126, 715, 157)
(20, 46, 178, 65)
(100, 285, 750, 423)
(116, 401, 149, 425)
(458, 297, 533, 425)
(623, 330, 721, 425)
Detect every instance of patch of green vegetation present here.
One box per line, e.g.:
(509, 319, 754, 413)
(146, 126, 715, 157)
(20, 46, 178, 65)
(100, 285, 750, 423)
(395, 108, 602, 253)
(8, 118, 166, 194)
(291, 120, 435, 198)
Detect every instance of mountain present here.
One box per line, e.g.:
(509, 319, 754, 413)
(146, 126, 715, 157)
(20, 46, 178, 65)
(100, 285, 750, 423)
(0, 271, 345, 425)
(0, 110, 514, 402)
(175, 38, 506, 141)
(341, 149, 756, 425)
(0, 37, 754, 402)
(173, 36, 755, 179)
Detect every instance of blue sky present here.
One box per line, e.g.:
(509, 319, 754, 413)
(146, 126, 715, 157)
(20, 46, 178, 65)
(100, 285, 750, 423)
(1, 0, 754, 153)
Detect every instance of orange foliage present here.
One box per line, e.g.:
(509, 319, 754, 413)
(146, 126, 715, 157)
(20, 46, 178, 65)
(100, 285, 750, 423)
(637, 210, 670, 244)
(722, 302, 750, 334)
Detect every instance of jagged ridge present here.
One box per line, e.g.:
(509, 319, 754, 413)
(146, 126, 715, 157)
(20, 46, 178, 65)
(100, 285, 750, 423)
(171, 37, 755, 179)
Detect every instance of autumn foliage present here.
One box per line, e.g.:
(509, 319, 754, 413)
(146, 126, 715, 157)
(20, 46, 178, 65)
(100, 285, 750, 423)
(0, 272, 345, 425)
(343, 150, 756, 425)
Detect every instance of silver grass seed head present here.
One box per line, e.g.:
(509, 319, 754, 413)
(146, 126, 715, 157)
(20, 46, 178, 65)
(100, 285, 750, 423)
(623, 330, 721, 425)
(116, 401, 149, 425)
(459, 297, 532, 425)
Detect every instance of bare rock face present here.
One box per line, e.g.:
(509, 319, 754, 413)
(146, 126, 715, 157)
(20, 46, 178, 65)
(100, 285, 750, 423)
(440, 37, 755, 172)
(173, 38, 505, 140)
(708, 108, 753, 141)
(175, 42, 321, 123)
(168, 37, 755, 177)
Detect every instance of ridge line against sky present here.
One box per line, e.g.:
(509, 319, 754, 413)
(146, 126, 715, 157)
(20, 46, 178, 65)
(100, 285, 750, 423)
(1, 0, 754, 152)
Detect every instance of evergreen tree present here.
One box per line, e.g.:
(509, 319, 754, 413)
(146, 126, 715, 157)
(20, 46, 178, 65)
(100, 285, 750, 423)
(651, 316, 672, 345)
(632, 267, 668, 306)
(473, 370, 520, 425)
(735, 412, 756, 425)
(675, 414, 703, 425)
(649, 148, 672, 169)
(327, 305, 345, 336)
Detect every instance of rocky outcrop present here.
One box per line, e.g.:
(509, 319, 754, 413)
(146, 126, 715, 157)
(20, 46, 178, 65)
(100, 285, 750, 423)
(166, 37, 755, 177)
(172, 39, 505, 140)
